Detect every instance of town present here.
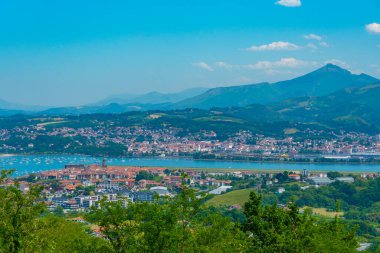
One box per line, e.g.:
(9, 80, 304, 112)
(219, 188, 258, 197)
(1, 122, 380, 162)
(4, 159, 377, 213)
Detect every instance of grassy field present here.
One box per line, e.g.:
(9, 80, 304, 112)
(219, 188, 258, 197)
(37, 120, 69, 126)
(284, 128, 299, 134)
(303, 207, 344, 218)
(205, 188, 253, 207)
(194, 116, 244, 123)
(205, 189, 345, 219)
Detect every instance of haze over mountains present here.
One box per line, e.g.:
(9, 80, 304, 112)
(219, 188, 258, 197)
(91, 87, 209, 106)
(0, 64, 379, 117)
(0, 99, 48, 116)
(176, 64, 378, 109)
(270, 83, 380, 132)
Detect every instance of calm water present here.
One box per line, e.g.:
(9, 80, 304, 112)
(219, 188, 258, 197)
(0, 155, 379, 176)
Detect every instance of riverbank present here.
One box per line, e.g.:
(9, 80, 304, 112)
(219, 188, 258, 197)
(0, 154, 16, 157)
(3, 152, 380, 165)
(1, 154, 379, 176)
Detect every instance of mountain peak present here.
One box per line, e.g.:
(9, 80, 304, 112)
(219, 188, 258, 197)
(175, 64, 379, 110)
(317, 63, 350, 73)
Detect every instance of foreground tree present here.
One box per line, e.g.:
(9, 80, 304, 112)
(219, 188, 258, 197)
(0, 170, 46, 252)
(89, 179, 247, 253)
(0, 170, 110, 253)
(242, 191, 358, 253)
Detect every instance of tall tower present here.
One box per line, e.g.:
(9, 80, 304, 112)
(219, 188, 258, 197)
(102, 157, 107, 168)
(302, 169, 309, 178)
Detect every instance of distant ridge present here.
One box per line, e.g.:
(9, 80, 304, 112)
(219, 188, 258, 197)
(174, 64, 379, 109)
(270, 82, 380, 132)
(0, 64, 378, 116)
(0, 98, 47, 112)
(91, 87, 209, 106)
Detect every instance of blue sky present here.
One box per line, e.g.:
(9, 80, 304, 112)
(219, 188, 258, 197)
(0, 0, 379, 106)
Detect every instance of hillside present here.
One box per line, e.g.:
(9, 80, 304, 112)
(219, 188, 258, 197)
(205, 189, 253, 207)
(0, 98, 46, 112)
(1, 65, 379, 124)
(175, 64, 379, 109)
(2, 83, 380, 136)
(91, 87, 208, 106)
(174, 82, 276, 109)
(272, 83, 380, 132)
(0, 64, 379, 117)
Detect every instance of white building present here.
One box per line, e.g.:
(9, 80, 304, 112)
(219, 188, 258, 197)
(336, 177, 355, 183)
(209, 186, 232, 195)
(150, 186, 171, 197)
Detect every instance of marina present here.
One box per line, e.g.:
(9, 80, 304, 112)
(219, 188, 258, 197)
(1, 155, 379, 176)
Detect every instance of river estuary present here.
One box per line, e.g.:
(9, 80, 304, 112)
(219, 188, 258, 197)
(0, 155, 379, 176)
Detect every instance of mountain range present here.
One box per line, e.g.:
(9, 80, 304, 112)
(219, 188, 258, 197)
(175, 64, 378, 109)
(0, 64, 379, 120)
(270, 82, 380, 132)
(90, 87, 209, 106)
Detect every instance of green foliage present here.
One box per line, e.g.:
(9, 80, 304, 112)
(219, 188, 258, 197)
(275, 171, 289, 182)
(135, 171, 154, 181)
(0, 170, 109, 253)
(73, 185, 96, 196)
(36, 216, 111, 253)
(287, 179, 371, 209)
(89, 179, 247, 253)
(327, 171, 343, 179)
(277, 177, 380, 239)
(0, 170, 46, 252)
(242, 191, 358, 253)
(205, 188, 253, 207)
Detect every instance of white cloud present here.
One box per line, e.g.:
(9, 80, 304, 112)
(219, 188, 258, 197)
(303, 34, 329, 50)
(368, 64, 380, 74)
(369, 64, 379, 68)
(303, 34, 322, 41)
(275, 0, 301, 7)
(263, 69, 294, 76)
(307, 43, 318, 51)
(246, 41, 300, 51)
(193, 62, 213, 71)
(231, 76, 254, 83)
(324, 59, 350, 69)
(245, 58, 314, 70)
(215, 61, 235, 70)
(365, 23, 380, 34)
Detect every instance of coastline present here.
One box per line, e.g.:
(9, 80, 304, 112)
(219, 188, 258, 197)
(0, 154, 16, 157)
(1, 153, 379, 175)
(10, 163, 379, 176)
(2, 152, 380, 165)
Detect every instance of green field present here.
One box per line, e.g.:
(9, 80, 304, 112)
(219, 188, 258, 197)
(194, 116, 244, 123)
(37, 120, 69, 126)
(205, 188, 253, 207)
(307, 207, 344, 218)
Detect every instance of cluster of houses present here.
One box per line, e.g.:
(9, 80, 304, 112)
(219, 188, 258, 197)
(2, 123, 380, 162)
(5, 162, 379, 213)
(23, 164, 234, 212)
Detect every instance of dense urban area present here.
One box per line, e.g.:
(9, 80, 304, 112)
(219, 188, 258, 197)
(1, 119, 380, 162)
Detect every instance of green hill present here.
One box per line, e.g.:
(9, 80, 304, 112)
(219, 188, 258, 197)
(205, 189, 253, 207)
(175, 64, 379, 109)
(272, 83, 380, 132)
